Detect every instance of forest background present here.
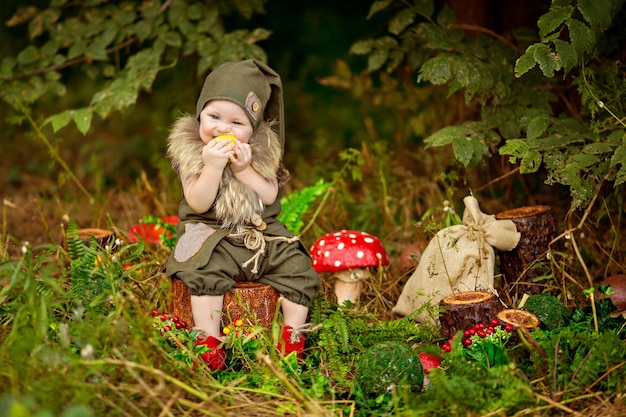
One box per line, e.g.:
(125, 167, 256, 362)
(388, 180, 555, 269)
(1, 0, 626, 415)
(6, 0, 620, 262)
(3, 0, 626, 276)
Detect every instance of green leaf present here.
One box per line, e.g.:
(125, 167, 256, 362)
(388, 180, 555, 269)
(17, 45, 40, 65)
(613, 154, 626, 186)
(499, 138, 529, 163)
(162, 31, 182, 47)
(527, 114, 550, 139)
(520, 150, 542, 173)
(349, 40, 374, 55)
(135, 19, 152, 42)
(367, 0, 393, 19)
(515, 45, 540, 77)
(570, 153, 599, 169)
(368, 48, 389, 72)
(582, 142, 613, 155)
(419, 55, 452, 85)
(389, 8, 416, 35)
(553, 39, 577, 73)
(452, 136, 474, 166)
(567, 18, 595, 57)
(48, 110, 72, 133)
(578, 0, 612, 29)
(68, 40, 87, 60)
(537, 6, 572, 39)
(533, 43, 560, 77)
(73, 108, 93, 135)
(424, 125, 466, 147)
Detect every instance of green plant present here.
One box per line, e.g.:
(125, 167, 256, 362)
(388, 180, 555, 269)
(348, 0, 626, 211)
(278, 178, 330, 235)
(1, 1, 271, 199)
(522, 293, 572, 330)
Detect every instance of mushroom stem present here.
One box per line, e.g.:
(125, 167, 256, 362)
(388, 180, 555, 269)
(333, 269, 367, 306)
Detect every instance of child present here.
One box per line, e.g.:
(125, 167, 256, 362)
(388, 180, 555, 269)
(165, 59, 321, 370)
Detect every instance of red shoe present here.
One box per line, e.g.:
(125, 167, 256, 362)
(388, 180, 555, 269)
(195, 335, 226, 371)
(277, 325, 305, 359)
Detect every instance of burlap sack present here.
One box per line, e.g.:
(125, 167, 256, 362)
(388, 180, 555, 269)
(392, 196, 520, 325)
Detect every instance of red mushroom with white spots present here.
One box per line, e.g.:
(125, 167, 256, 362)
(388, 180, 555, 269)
(309, 230, 389, 306)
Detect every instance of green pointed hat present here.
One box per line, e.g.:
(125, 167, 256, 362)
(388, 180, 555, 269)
(196, 59, 285, 146)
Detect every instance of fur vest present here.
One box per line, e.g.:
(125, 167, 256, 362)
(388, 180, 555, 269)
(166, 116, 289, 232)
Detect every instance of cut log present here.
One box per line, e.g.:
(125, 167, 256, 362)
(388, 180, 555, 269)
(77, 228, 116, 249)
(439, 291, 505, 338)
(495, 205, 557, 299)
(222, 281, 280, 327)
(497, 308, 540, 330)
(497, 308, 540, 344)
(170, 277, 280, 329)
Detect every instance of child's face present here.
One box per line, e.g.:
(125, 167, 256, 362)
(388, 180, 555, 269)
(198, 99, 254, 145)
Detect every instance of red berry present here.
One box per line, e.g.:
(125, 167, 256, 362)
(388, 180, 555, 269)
(164, 325, 172, 332)
(473, 323, 481, 330)
(477, 330, 486, 338)
(468, 328, 476, 335)
(181, 321, 188, 329)
(172, 316, 180, 323)
(160, 313, 168, 321)
(487, 326, 494, 333)
(491, 318, 500, 327)
(442, 343, 452, 352)
(505, 324, 514, 332)
(175, 322, 183, 329)
(486, 328, 493, 335)
(464, 330, 471, 337)
(151, 309, 159, 317)
(463, 338, 473, 347)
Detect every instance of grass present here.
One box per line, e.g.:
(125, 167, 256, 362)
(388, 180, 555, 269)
(1, 143, 625, 416)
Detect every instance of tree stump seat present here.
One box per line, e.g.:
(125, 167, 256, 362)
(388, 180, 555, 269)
(170, 277, 280, 329)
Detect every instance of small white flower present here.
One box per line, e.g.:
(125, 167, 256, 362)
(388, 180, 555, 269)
(21, 242, 30, 254)
(81, 343, 95, 359)
(115, 238, 123, 247)
(598, 100, 605, 108)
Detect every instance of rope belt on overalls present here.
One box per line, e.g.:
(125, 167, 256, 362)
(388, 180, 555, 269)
(228, 214, 299, 274)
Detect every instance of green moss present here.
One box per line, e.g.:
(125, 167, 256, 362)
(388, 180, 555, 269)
(523, 294, 571, 330)
(355, 341, 424, 396)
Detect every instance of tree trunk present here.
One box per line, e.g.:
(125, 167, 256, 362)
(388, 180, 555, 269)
(439, 291, 505, 338)
(170, 277, 280, 329)
(495, 205, 557, 300)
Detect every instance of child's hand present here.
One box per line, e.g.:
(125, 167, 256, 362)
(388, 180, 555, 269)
(202, 138, 234, 170)
(229, 140, 252, 173)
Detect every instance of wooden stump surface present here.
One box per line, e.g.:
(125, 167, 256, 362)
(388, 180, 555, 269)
(76, 228, 116, 249)
(170, 277, 280, 329)
(495, 205, 557, 299)
(439, 291, 505, 338)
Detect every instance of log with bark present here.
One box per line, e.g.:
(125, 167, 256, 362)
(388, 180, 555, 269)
(497, 308, 541, 344)
(170, 277, 280, 329)
(439, 291, 505, 338)
(495, 205, 557, 300)
(76, 228, 116, 249)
